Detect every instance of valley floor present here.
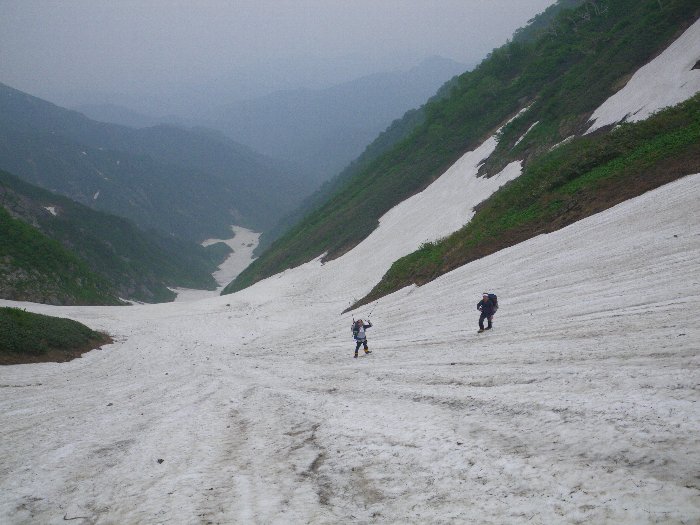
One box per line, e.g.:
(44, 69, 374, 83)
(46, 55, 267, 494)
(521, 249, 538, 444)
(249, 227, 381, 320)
(172, 226, 261, 302)
(1, 174, 699, 524)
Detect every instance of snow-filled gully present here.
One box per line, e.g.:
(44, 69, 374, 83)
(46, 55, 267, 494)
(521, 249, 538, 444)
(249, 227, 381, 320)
(2, 20, 700, 520)
(2, 165, 699, 523)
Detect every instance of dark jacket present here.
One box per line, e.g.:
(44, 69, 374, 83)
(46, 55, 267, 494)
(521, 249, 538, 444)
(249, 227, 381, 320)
(477, 299, 496, 316)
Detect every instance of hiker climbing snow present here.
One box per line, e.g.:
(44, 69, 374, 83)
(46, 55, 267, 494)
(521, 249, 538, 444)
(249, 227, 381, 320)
(351, 319, 372, 358)
(477, 292, 498, 333)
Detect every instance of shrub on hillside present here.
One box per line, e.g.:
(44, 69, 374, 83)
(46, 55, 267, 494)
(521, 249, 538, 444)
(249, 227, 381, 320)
(0, 307, 111, 364)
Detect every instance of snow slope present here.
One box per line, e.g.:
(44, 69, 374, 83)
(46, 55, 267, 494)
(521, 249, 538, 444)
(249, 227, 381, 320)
(587, 17, 700, 133)
(1, 24, 700, 525)
(1, 170, 698, 523)
(0, 126, 524, 524)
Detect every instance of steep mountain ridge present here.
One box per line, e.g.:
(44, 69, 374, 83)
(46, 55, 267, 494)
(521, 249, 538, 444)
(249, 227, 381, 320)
(225, 0, 700, 295)
(0, 206, 120, 305)
(71, 103, 164, 129)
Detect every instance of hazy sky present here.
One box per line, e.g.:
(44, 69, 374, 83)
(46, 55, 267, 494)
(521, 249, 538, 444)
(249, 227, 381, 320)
(0, 0, 556, 113)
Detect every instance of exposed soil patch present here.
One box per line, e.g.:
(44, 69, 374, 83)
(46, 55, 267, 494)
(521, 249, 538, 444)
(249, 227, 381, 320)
(0, 332, 113, 366)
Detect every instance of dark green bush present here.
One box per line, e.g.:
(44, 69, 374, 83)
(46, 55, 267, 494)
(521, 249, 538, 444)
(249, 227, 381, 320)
(0, 307, 108, 358)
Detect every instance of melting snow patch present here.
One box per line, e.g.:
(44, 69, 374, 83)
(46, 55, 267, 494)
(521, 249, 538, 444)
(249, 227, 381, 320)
(503, 103, 533, 131)
(513, 121, 539, 148)
(44, 206, 58, 216)
(93, 191, 100, 200)
(587, 18, 700, 133)
(549, 135, 575, 151)
(174, 226, 260, 302)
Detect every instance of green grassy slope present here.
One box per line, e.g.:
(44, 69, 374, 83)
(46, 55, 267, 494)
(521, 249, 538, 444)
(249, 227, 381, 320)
(0, 307, 111, 365)
(224, 0, 699, 295)
(0, 206, 120, 305)
(1, 169, 222, 303)
(356, 95, 700, 307)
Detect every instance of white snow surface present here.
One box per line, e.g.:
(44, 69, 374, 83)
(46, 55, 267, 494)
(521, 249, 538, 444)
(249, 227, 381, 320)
(513, 121, 539, 147)
(1, 112, 699, 524)
(587, 18, 700, 133)
(3, 27, 700, 520)
(173, 226, 261, 302)
(43, 206, 58, 216)
(550, 135, 575, 151)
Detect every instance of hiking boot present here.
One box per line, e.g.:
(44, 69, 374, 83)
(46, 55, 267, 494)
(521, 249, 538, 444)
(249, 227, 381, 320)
(477, 328, 485, 333)
(485, 326, 492, 330)
(364, 349, 371, 354)
(354, 353, 358, 358)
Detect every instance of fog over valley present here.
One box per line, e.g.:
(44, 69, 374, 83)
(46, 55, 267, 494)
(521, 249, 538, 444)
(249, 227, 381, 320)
(0, 1, 555, 118)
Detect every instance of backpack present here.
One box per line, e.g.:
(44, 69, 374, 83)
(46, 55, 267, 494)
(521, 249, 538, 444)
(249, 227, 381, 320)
(488, 293, 498, 311)
(352, 323, 359, 338)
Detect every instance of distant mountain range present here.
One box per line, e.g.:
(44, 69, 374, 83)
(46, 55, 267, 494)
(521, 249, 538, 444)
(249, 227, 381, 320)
(0, 83, 306, 241)
(74, 57, 468, 186)
(71, 103, 166, 129)
(204, 56, 467, 184)
(0, 57, 465, 305)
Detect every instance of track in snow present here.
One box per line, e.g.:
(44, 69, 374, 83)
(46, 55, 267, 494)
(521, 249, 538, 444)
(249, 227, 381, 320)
(1, 174, 698, 524)
(3, 21, 700, 516)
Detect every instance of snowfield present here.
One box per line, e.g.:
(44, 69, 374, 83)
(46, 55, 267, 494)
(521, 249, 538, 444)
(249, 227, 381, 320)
(2, 23, 700, 525)
(586, 18, 700, 133)
(1, 167, 699, 523)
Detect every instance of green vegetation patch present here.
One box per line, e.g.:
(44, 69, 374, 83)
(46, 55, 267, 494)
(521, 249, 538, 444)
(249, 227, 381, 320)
(1, 169, 222, 303)
(204, 242, 234, 266)
(0, 307, 111, 365)
(0, 206, 121, 305)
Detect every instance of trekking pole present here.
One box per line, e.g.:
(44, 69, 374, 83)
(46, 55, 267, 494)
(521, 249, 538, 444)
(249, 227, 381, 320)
(366, 300, 378, 321)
